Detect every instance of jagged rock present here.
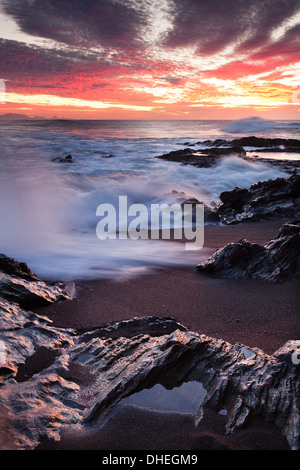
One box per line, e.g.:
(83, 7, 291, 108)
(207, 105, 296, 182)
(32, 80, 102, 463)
(163, 137, 300, 174)
(247, 156, 300, 175)
(179, 197, 220, 224)
(166, 192, 220, 224)
(197, 220, 300, 282)
(202, 136, 300, 150)
(217, 173, 300, 224)
(51, 154, 74, 163)
(0, 307, 299, 450)
(156, 146, 245, 168)
(0, 254, 39, 282)
(0, 257, 299, 450)
(227, 136, 300, 150)
(248, 147, 300, 154)
(0, 273, 68, 309)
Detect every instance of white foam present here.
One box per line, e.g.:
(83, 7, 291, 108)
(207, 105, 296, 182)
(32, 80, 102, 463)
(222, 116, 300, 134)
(0, 122, 290, 280)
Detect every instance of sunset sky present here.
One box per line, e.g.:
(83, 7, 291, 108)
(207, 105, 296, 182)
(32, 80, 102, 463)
(0, 0, 299, 119)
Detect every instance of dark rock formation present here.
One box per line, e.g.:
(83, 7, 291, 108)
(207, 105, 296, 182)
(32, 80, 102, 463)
(0, 254, 38, 282)
(157, 138, 300, 225)
(0, 257, 299, 450)
(51, 154, 74, 163)
(0, 255, 69, 308)
(179, 197, 220, 224)
(245, 156, 300, 175)
(197, 220, 300, 283)
(217, 173, 300, 224)
(224, 136, 300, 150)
(165, 137, 300, 174)
(156, 146, 246, 168)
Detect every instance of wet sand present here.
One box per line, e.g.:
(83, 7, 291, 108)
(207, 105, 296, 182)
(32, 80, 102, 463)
(38, 405, 290, 451)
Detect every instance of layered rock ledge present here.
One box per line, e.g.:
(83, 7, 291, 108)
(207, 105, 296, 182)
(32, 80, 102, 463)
(159, 137, 300, 172)
(0, 256, 299, 450)
(0, 254, 69, 309)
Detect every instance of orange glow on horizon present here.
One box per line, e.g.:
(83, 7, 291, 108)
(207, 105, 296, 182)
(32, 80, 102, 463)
(0, 2, 299, 120)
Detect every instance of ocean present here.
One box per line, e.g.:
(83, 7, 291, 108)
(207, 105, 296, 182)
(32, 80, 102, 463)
(0, 118, 299, 280)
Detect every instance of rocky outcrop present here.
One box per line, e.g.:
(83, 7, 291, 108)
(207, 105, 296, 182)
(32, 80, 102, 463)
(177, 197, 220, 224)
(172, 174, 300, 226)
(246, 155, 300, 175)
(51, 154, 74, 163)
(157, 139, 300, 225)
(217, 173, 300, 224)
(197, 220, 300, 283)
(0, 257, 299, 450)
(0, 254, 39, 282)
(219, 136, 300, 151)
(166, 136, 300, 177)
(156, 146, 246, 168)
(176, 137, 300, 150)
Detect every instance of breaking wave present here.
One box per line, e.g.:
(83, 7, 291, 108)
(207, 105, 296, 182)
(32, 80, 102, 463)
(222, 116, 300, 134)
(0, 119, 293, 280)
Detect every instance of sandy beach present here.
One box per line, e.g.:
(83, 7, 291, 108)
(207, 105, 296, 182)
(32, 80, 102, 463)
(36, 220, 299, 355)
(30, 219, 298, 451)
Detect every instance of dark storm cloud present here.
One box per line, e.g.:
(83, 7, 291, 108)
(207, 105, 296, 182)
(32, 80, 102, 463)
(1, 0, 148, 48)
(2, 0, 299, 56)
(163, 0, 300, 54)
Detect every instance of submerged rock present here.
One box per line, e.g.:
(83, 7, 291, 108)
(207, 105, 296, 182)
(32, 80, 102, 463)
(197, 220, 300, 282)
(0, 256, 299, 450)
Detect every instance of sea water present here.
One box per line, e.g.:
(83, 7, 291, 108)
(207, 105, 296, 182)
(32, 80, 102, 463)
(0, 118, 299, 280)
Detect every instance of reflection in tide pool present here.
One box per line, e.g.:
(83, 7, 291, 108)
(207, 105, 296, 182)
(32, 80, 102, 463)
(122, 381, 207, 415)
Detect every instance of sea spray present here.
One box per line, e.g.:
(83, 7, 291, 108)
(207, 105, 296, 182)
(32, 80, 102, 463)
(0, 120, 292, 280)
(222, 116, 300, 134)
